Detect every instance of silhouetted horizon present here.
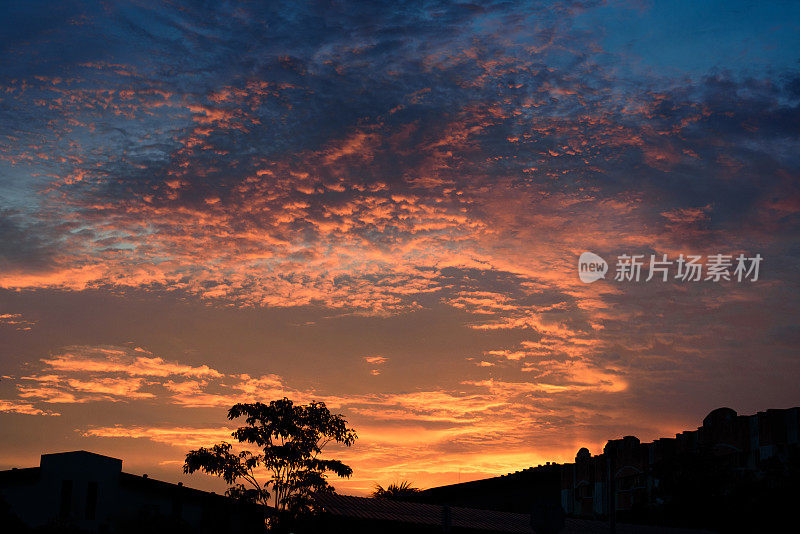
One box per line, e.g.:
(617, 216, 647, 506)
(2, 2, 800, 529)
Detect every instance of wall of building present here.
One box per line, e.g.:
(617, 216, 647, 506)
(560, 406, 800, 522)
(0, 451, 263, 533)
(423, 406, 800, 529)
(420, 462, 561, 513)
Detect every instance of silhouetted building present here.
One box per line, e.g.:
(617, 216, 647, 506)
(306, 493, 712, 534)
(307, 492, 535, 533)
(0, 450, 263, 533)
(560, 406, 800, 526)
(421, 462, 562, 513)
(422, 407, 800, 532)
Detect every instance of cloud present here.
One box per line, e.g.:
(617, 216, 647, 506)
(1, 1, 795, 325)
(42, 348, 223, 378)
(0, 399, 58, 416)
(0, 0, 799, 494)
(3, 343, 641, 483)
(0, 313, 35, 331)
(83, 425, 233, 449)
(364, 355, 388, 375)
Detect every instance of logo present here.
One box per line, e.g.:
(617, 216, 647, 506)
(577, 252, 762, 283)
(578, 252, 608, 283)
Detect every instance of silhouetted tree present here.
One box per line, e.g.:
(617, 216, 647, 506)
(184, 398, 357, 522)
(373, 480, 420, 500)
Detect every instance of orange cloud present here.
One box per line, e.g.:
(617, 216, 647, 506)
(0, 313, 35, 331)
(0, 399, 58, 416)
(42, 348, 223, 378)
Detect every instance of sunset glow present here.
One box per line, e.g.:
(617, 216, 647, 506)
(1, 1, 799, 497)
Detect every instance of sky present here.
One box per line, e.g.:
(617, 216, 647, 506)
(1, 0, 799, 496)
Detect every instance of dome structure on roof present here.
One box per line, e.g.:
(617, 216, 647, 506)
(703, 407, 737, 427)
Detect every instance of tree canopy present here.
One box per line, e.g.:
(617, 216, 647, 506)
(183, 397, 357, 517)
(373, 480, 420, 500)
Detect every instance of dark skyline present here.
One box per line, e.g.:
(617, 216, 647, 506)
(1, 1, 799, 495)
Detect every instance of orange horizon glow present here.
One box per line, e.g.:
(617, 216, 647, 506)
(2, 0, 799, 501)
